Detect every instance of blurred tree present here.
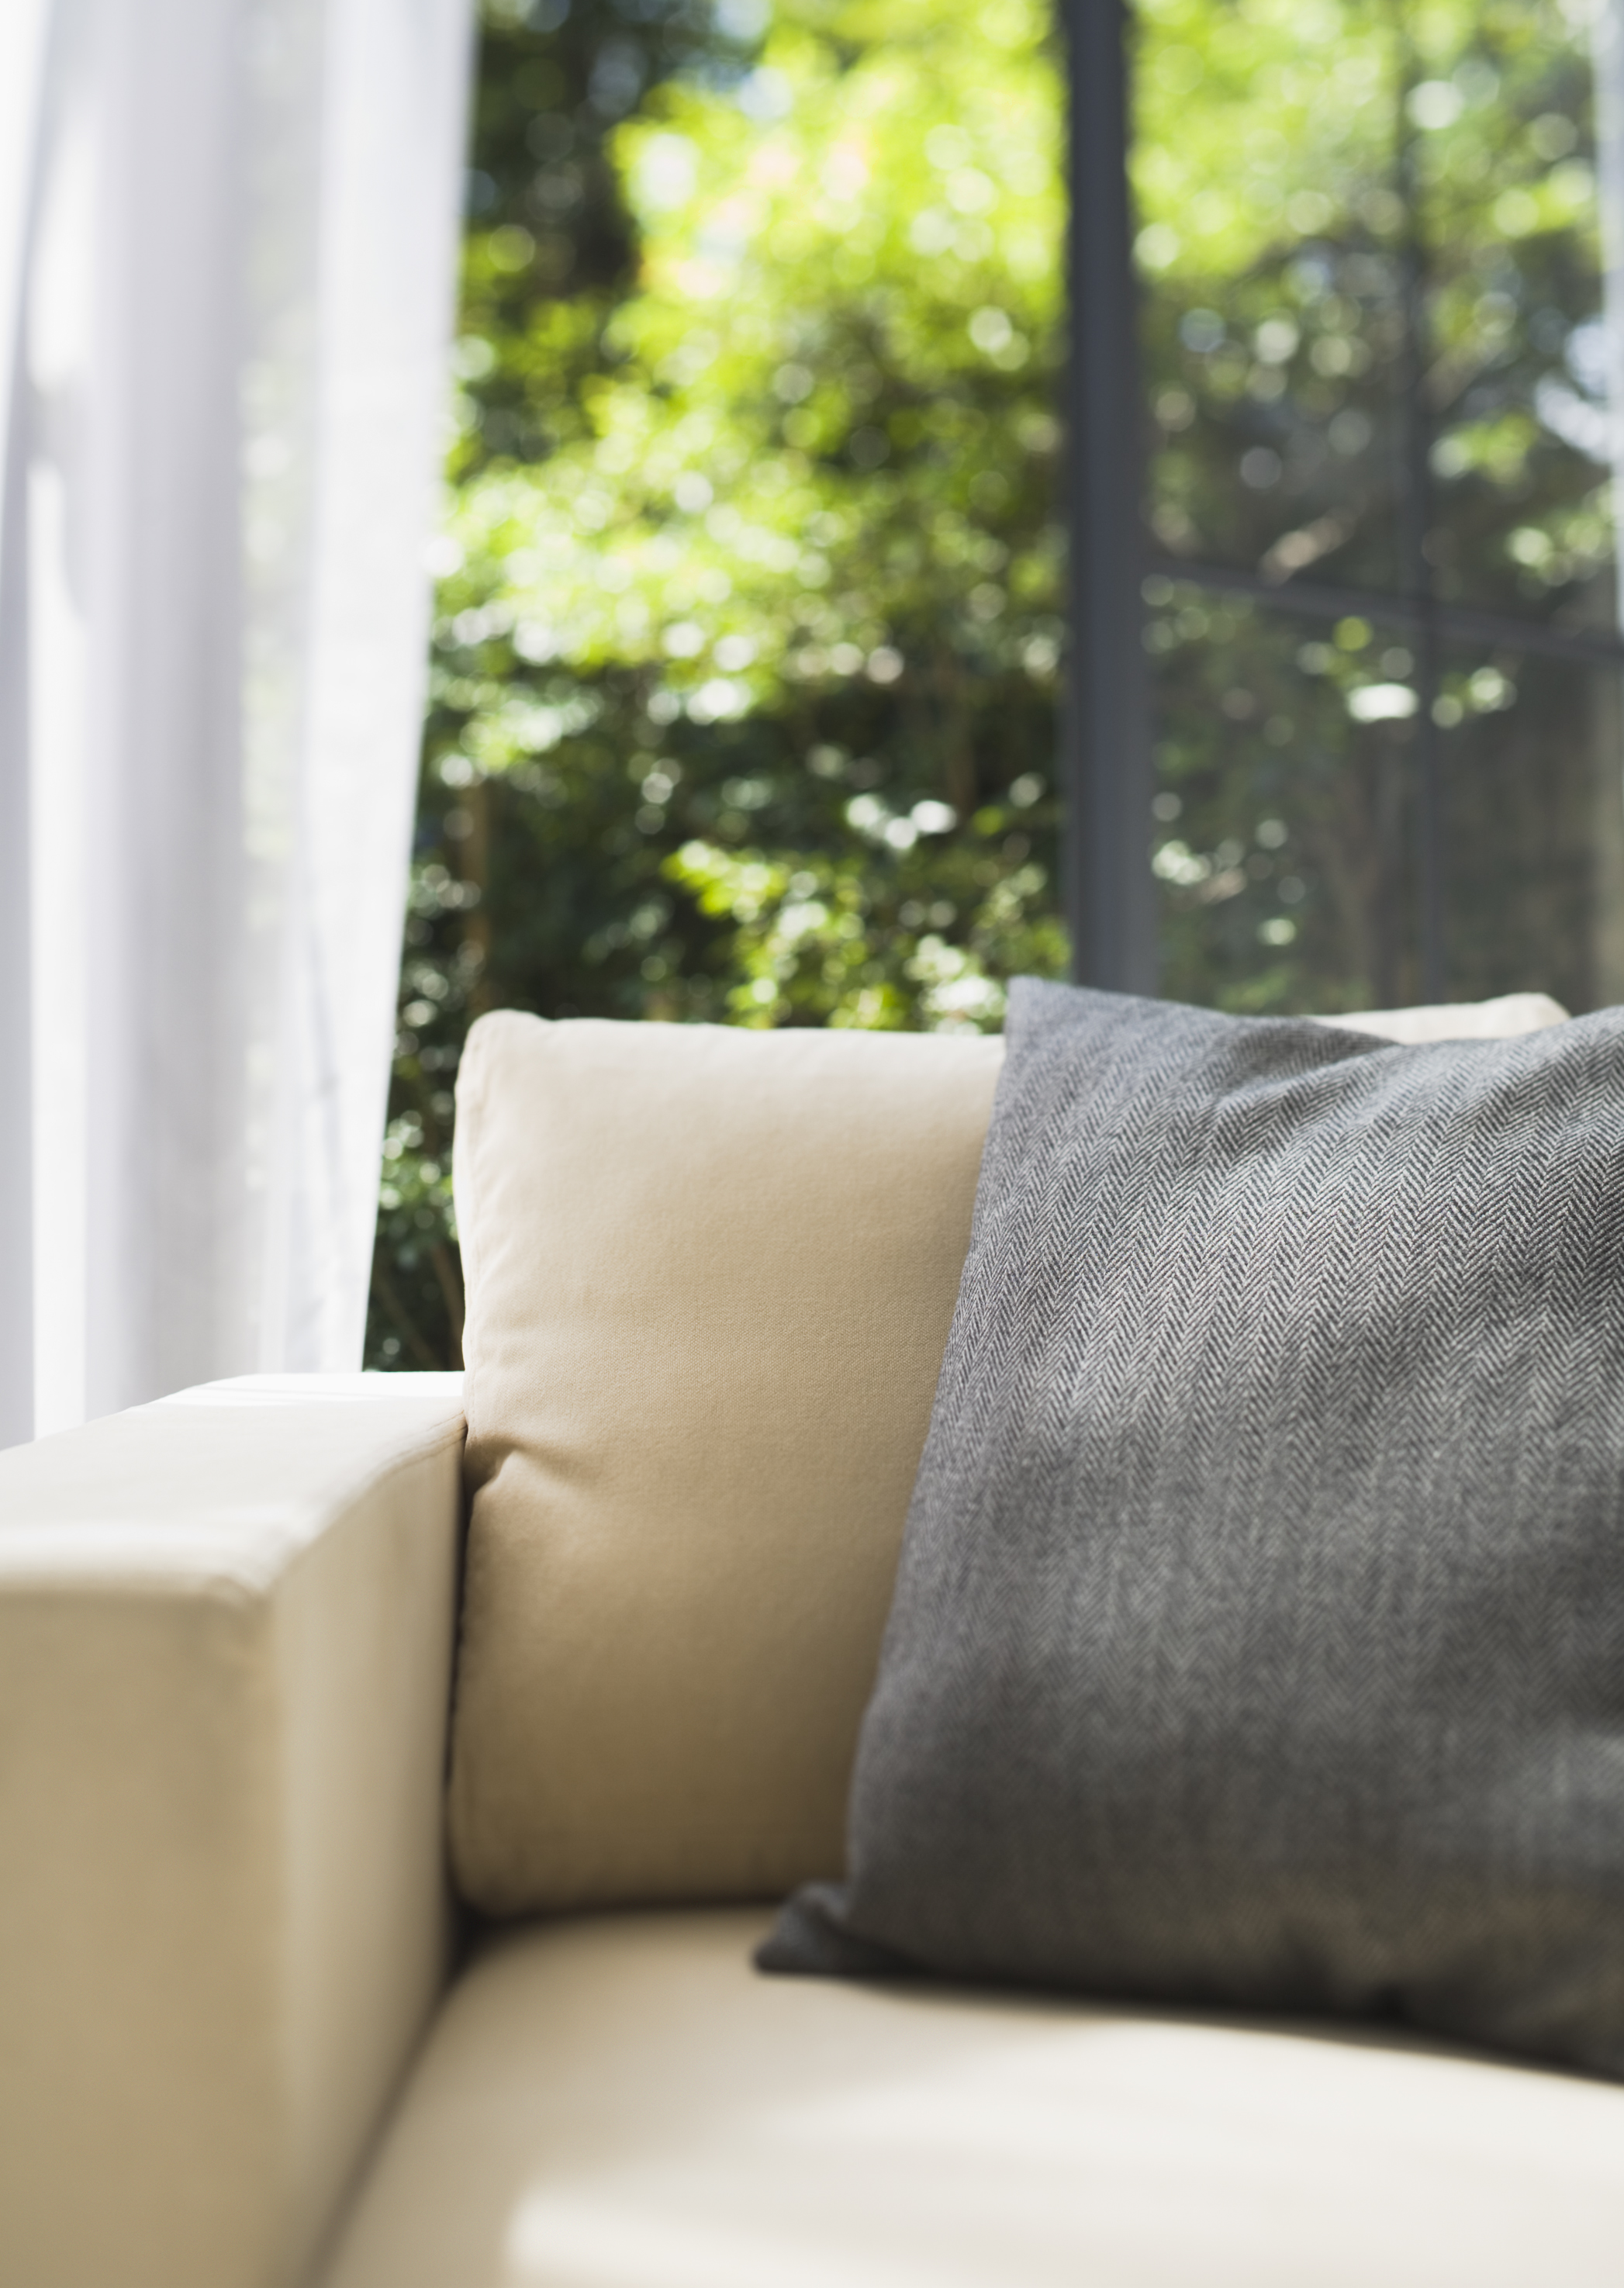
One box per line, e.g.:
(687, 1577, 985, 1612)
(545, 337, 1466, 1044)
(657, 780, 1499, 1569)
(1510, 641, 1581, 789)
(367, 0, 1068, 1367)
(1132, 0, 1621, 1015)
(368, 0, 1621, 1367)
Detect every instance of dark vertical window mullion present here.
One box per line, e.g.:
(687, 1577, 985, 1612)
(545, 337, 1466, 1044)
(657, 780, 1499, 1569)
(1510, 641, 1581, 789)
(1061, 0, 1156, 993)
(1395, 29, 1447, 1001)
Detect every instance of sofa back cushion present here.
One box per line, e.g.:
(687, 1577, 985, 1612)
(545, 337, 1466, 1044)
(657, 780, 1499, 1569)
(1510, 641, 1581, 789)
(448, 1014, 1004, 1913)
(448, 993, 1567, 1916)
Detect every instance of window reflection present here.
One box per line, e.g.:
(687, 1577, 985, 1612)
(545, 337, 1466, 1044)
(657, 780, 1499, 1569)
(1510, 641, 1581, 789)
(1135, 0, 1624, 1014)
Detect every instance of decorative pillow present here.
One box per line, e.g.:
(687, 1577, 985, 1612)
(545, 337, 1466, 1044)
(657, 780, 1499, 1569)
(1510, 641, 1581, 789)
(759, 980, 1624, 2077)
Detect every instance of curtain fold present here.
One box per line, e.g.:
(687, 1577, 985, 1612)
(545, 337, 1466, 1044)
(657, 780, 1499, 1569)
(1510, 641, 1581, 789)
(0, 0, 474, 1445)
(1594, 2, 1624, 632)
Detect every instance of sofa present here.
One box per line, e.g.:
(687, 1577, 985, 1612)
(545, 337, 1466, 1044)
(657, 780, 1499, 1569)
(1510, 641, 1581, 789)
(3, 992, 1623, 2288)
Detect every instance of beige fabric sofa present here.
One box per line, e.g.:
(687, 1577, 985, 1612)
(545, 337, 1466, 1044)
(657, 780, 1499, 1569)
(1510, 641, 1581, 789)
(5, 997, 1624, 2288)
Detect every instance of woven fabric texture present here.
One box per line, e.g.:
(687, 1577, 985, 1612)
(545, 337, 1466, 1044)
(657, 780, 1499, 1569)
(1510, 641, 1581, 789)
(761, 980, 1624, 2076)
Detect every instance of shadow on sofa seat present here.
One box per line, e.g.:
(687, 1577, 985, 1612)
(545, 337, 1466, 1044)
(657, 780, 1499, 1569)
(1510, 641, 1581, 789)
(321, 1906, 1624, 2288)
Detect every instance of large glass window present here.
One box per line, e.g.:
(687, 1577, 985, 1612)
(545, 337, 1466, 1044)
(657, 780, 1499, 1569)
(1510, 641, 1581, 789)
(368, 0, 1624, 1367)
(1130, 0, 1624, 1014)
(369, 0, 1069, 1366)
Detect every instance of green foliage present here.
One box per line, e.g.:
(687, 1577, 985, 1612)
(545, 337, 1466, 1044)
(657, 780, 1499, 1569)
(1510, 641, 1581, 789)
(366, 0, 1620, 1369)
(1135, 0, 1608, 605)
(1132, 0, 1619, 1018)
(366, 0, 1067, 1369)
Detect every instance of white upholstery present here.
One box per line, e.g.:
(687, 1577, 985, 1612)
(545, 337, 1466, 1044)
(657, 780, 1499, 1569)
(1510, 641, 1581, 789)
(450, 1013, 1004, 1914)
(0, 1374, 466, 2288)
(1316, 990, 1570, 1041)
(321, 1907, 1624, 2288)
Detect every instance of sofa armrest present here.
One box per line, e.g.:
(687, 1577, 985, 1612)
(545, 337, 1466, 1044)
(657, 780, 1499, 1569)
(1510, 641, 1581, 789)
(0, 1373, 466, 2288)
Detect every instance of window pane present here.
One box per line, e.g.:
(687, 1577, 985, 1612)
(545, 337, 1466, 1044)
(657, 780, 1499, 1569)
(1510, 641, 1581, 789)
(1135, 0, 1624, 1021)
(1133, 2, 1408, 593)
(1148, 584, 1422, 1011)
(1149, 596, 1624, 1019)
(1132, 0, 1621, 631)
(1418, 3, 1618, 634)
(1438, 644, 1624, 1008)
(370, 0, 1067, 1367)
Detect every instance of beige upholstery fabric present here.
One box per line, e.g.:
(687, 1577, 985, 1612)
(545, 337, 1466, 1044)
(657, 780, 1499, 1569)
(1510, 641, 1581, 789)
(450, 1015, 1006, 1913)
(1317, 990, 1569, 1042)
(448, 998, 1569, 1917)
(0, 1374, 465, 2288)
(321, 1906, 1624, 2288)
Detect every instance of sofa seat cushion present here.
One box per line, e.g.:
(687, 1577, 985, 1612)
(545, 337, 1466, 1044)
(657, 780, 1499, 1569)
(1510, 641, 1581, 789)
(320, 1908, 1624, 2288)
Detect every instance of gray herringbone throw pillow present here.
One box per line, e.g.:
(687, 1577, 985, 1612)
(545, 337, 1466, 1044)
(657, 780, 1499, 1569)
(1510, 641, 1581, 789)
(758, 979, 1624, 2075)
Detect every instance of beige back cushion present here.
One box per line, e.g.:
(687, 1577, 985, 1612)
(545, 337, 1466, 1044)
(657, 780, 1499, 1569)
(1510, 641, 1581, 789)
(1316, 991, 1569, 1042)
(447, 993, 1569, 1916)
(450, 1014, 1005, 1914)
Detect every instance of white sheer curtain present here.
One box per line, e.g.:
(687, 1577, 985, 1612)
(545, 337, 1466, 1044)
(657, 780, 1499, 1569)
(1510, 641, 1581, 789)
(1595, 2, 1624, 627)
(0, 0, 474, 1445)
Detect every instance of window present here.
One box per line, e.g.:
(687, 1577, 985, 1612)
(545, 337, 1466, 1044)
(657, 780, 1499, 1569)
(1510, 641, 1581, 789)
(368, 0, 1624, 1367)
(1082, 0, 1624, 1016)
